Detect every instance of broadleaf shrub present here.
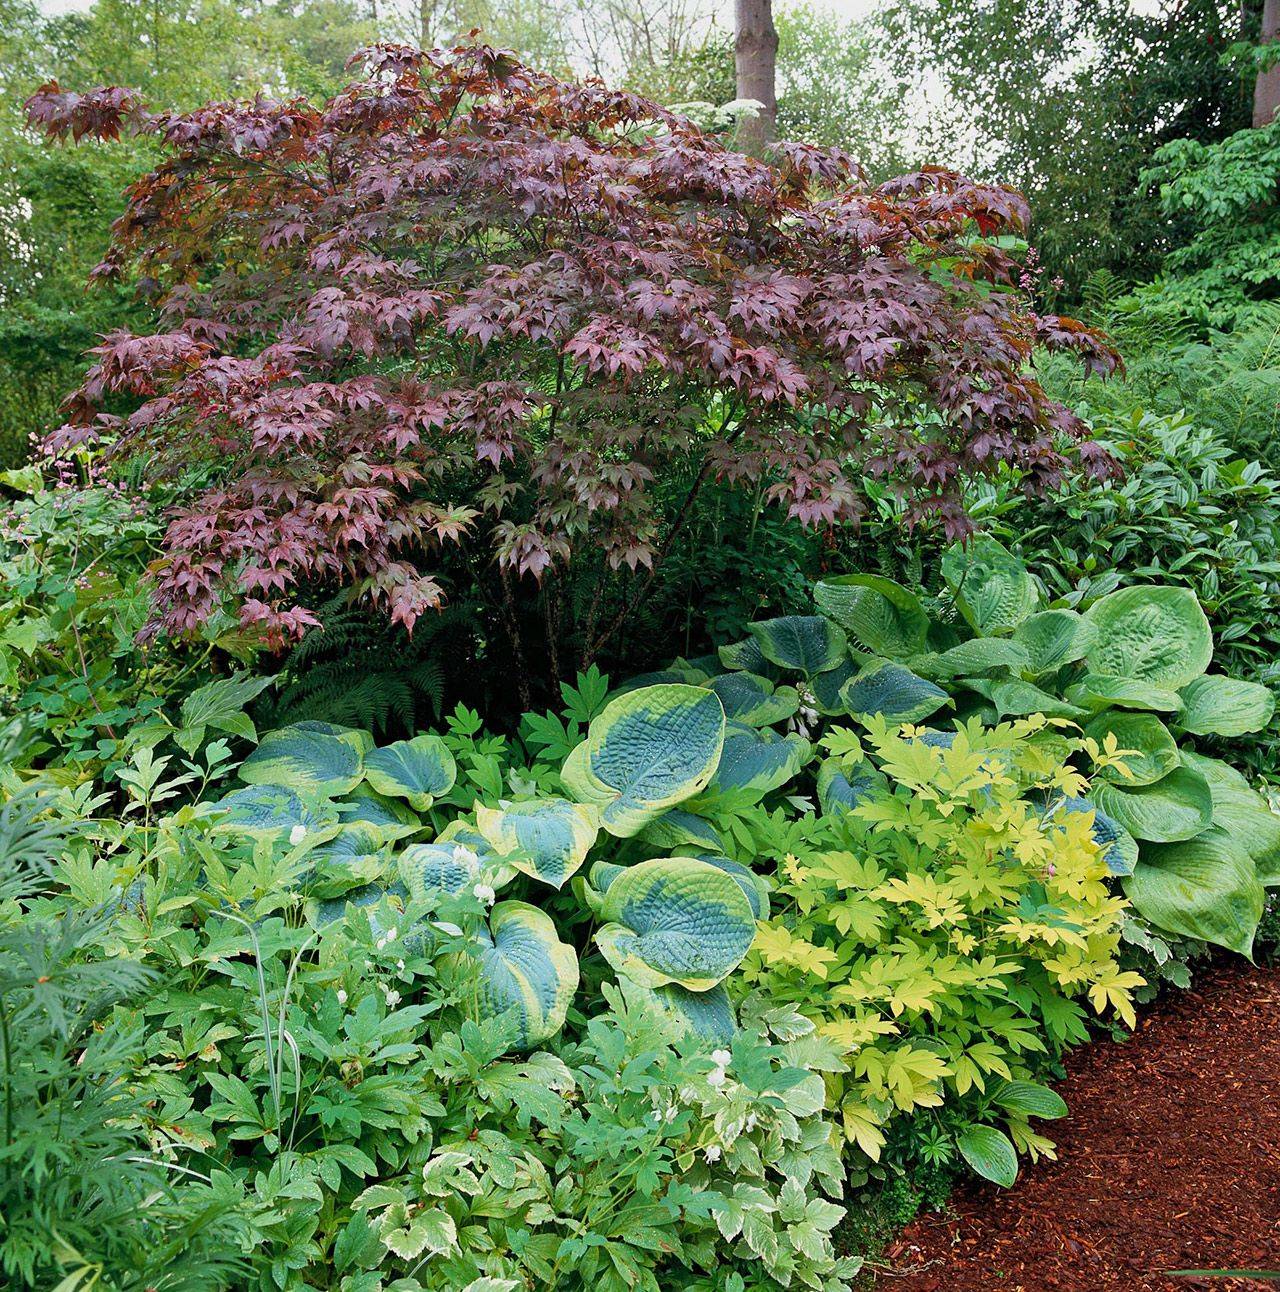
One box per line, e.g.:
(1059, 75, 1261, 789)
(28, 42, 1114, 652)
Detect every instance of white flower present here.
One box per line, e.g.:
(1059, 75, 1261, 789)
(336, 989, 347, 1005)
(384, 988, 401, 1008)
(452, 845, 480, 872)
(664, 1105, 678, 1123)
(711, 1048, 732, 1068)
(706, 1067, 727, 1088)
(384, 926, 398, 942)
(703, 1145, 722, 1164)
(744, 1113, 758, 1132)
(288, 825, 307, 846)
(376, 936, 388, 949)
(473, 882, 497, 907)
(396, 959, 405, 971)
(432, 921, 463, 937)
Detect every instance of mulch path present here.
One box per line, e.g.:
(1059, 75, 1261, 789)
(876, 960, 1280, 1292)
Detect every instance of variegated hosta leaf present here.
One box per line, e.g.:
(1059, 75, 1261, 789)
(817, 757, 889, 816)
(312, 882, 407, 931)
(1092, 763, 1213, 843)
(1013, 609, 1096, 674)
(238, 722, 367, 797)
(705, 672, 800, 727)
(335, 785, 421, 841)
(363, 733, 457, 811)
(812, 574, 929, 659)
(1083, 586, 1213, 690)
(212, 784, 336, 839)
(941, 537, 1040, 635)
(718, 636, 777, 676)
(616, 976, 736, 1045)
(475, 901, 579, 1048)
(714, 723, 812, 798)
(1176, 675, 1275, 738)
(840, 661, 950, 725)
(692, 853, 771, 919)
(1064, 673, 1185, 714)
(560, 684, 726, 838)
(1083, 712, 1180, 786)
(614, 661, 714, 693)
(810, 659, 862, 715)
(639, 808, 725, 854)
(399, 829, 517, 900)
(1050, 796, 1139, 876)
(1124, 828, 1263, 956)
(1183, 751, 1280, 884)
(475, 797, 598, 889)
(746, 615, 848, 677)
(593, 856, 757, 991)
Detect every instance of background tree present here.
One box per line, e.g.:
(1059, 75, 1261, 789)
(734, 0, 777, 150)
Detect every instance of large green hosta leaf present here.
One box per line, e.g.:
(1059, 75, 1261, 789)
(475, 902, 579, 1048)
(1013, 609, 1096, 674)
(1176, 675, 1275, 738)
(966, 677, 1087, 721)
(713, 723, 812, 798)
(1083, 586, 1213, 690)
(561, 684, 725, 838)
(923, 638, 1031, 680)
(592, 856, 757, 991)
(1065, 673, 1185, 715)
(812, 574, 929, 659)
(1124, 829, 1263, 956)
(1083, 712, 1180, 787)
(840, 661, 950, 725)
(238, 723, 367, 796)
(704, 672, 800, 727)
(476, 797, 598, 889)
(1183, 751, 1280, 885)
(363, 734, 457, 811)
(941, 537, 1039, 636)
(1092, 763, 1213, 843)
(746, 615, 848, 678)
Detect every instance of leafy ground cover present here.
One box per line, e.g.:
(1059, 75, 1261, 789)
(878, 958, 1280, 1290)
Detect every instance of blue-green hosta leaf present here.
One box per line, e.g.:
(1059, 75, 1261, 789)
(923, 638, 1031, 680)
(1176, 675, 1275, 738)
(1013, 609, 1096, 674)
(238, 723, 366, 796)
(1093, 763, 1213, 843)
(1084, 586, 1213, 689)
(718, 636, 777, 676)
(966, 677, 1087, 721)
(613, 662, 713, 693)
(955, 1124, 1019, 1188)
(714, 723, 812, 798)
(810, 658, 862, 715)
(1124, 828, 1263, 957)
(399, 842, 478, 899)
(746, 615, 848, 677)
(560, 684, 725, 838)
(705, 672, 800, 727)
(817, 757, 889, 816)
(302, 823, 389, 899)
(363, 734, 457, 811)
(593, 856, 757, 991)
(335, 785, 421, 841)
(639, 808, 725, 854)
(475, 797, 598, 889)
(840, 661, 950, 725)
(312, 882, 407, 930)
(1052, 796, 1139, 876)
(617, 977, 736, 1045)
(1083, 712, 1180, 786)
(291, 720, 375, 755)
(692, 853, 770, 919)
(1183, 751, 1280, 885)
(941, 537, 1039, 636)
(211, 784, 335, 839)
(476, 901, 578, 1048)
(812, 574, 929, 659)
(1064, 673, 1185, 714)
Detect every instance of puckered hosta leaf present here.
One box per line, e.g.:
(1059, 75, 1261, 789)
(810, 658, 862, 715)
(1183, 751, 1280, 885)
(923, 637, 1030, 680)
(305, 823, 386, 893)
(1124, 828, 1263, 956)
(475, 797, 598, 889)
(616, 976, 736, 1045)
(1013, 608, 1097, 674)
(334, 785, 421, 841)
(1084, 711, 1180, 786)
(817, 757, 889, 816)
(590, 852, 768, 919)
(1176, 674, 1275, 738)
(312, 881, 407, 930)
(1093, 763, 1213, 843)
(718, 636, 777, 676)
(812, 574, 929, 659)
(476, 901, 579, 1048)
(613, 661, 714, 693)
(966, 677, 1087, 721)
(840, 660, 950, 725)
(941, 537, 1039, 636)
(704, 671, 800, 727)
(560, 684, 725, 837)
(212, 784, 336, 838)
(238, 722, 367, 796)
(1051, 796, 1139, 876)
(1084, 586, 1213, 689)
(399, 829, 516, 900)
(1065, 673, 1185, 714)
(363, 733, 457, 811)
(593, 856, 757, 991)
(714, 723, 812, 798)
(746, 614, 848, 677)
(955, 1125, 1019, 1187)
(638, 807, 725, 854)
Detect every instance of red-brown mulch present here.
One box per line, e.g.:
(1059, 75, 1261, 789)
(876, 960, 1280, 1292)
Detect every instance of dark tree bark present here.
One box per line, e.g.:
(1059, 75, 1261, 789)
(1255, 0, 1280, 127)
(734, 0, 778, 153)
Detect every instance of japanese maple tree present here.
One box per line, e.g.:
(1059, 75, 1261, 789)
(27, 42, 1116, 651)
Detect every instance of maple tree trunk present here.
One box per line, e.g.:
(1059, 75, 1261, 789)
(1255, 0, 1280, 127)
(734, 0, 778, 153)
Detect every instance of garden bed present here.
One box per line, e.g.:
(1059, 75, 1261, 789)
(880, 959, 1280, 1291)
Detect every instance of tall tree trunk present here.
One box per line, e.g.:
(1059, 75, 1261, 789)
(1255, 0, 1280, 127)
(734, 0, 778, 153)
